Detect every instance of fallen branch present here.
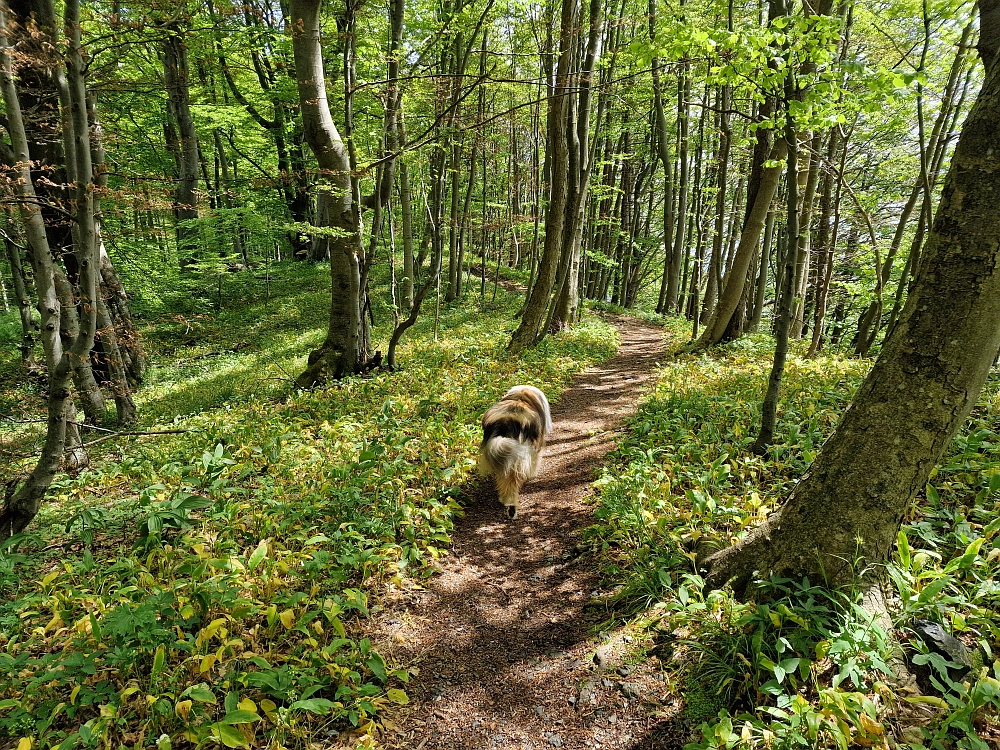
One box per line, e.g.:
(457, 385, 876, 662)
(75, 428, 188, 449)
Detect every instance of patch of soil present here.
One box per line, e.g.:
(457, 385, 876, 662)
(372, 318, 690, 750)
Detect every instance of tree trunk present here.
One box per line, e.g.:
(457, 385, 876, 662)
(706, 3, 1000, 591)
(788, 131, 822, 338)
(807, 128, 842, 356)
(1, 0, 98, 540)
(399, 156, 415, 313)
(669, 65, 691, 314)
(650, 0, 676, 314)
(692, 140, 786, 348)
(163, 22, 201, 269)
(553, 0, 603, 328)
(289, 0, 372, 385)
(508, 0, 574, 354)
(748, 207, 775, 332)
(5, 235, 37, 368)
(751, 63, 798, 455)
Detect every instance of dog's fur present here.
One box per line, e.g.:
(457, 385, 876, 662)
(478, 385, 553, 519)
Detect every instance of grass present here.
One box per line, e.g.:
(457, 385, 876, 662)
(591, 317, 1000, 749)
(0, 261, 620, 749)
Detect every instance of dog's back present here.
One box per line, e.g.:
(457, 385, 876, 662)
(479, 386, 552, 518)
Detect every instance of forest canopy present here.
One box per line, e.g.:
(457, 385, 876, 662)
(2, 0, 1000, 747)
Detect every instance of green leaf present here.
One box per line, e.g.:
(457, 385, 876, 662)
(247, 539, 268, 571)
(366, 653, 388, 682)
(289, 698, 335, 714)
(151, 644, 166, 676)
(213, 723, 249, 748)
(183, 684, 216, 704)
(896, 529, 910, 570)
(218, 710, 260, 725)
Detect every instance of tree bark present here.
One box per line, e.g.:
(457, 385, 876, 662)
(289, 0, 372, 385)
(650, 0, 676, 314)
(669, 62, 691, 314)
(508, 0, 574, 354)
(0, 0, 98, 539)
(752, 58, 798, 455)
(5, 235, 36, 368)
(552, 0, 603, 327)
(705, 3, 1000, 591)
(691, 140, 786, 348)
(807, 128, 842, 356)
(163, 21, 201, 269)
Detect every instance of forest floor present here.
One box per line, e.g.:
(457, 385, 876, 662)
(371, 318, 683, 750)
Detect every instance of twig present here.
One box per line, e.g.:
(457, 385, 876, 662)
(75, 429, 188, 449)
(488, 582, 512, 602)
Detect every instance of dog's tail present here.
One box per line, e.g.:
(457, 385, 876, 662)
(478, 436, 536, 508)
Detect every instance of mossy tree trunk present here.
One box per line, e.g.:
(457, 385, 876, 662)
(705, 4, 1000, 592)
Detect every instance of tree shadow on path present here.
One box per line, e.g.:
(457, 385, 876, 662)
(373, 319, 674, 750)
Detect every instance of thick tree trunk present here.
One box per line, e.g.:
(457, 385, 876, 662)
(705, 6, 1000, 591)
(53, 263, 104, 422)
(289, 0, 372, 385)
(553, 0, 603, 328)
(1, 0, 98, 540)
(508, 0, 574, 354)
(163, 22, 201, 269)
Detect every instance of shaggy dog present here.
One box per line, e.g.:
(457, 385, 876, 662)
(478, 385, 553, 519)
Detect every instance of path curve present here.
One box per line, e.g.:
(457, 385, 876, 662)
(376, 318, 674, 750)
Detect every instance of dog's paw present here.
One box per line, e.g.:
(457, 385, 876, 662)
(506, 505, 518, 520)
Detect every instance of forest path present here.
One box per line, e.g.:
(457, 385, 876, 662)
(374, 318, 678, 750)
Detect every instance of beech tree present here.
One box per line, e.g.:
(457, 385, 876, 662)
(704, 0, 1000, 591)
(288, 0, 373, 385)
(0, 0, 101, 539)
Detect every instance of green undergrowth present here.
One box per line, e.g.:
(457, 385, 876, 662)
(0, 263, 619, 749)
(591, 318, 1000, 749)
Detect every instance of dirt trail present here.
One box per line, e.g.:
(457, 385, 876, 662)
(375, 319, 678, 750)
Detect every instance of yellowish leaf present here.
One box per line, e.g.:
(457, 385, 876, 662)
(175, 699, 193, 720)
(859, 713, 883, 736)
(278, 609, 296, 629)
(386, 688, 409, 705)
(44, 614, 63, 633)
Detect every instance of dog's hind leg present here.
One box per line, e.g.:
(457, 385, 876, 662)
(495, 473, 521, 519)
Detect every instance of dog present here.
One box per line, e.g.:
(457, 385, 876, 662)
(478, 385, 552, 519)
